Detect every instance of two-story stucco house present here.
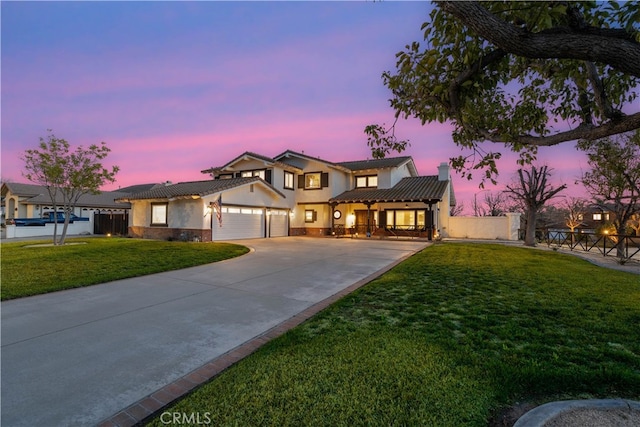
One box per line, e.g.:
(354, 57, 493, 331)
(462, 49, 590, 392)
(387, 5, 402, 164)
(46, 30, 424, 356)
(117, 150, 456, 242)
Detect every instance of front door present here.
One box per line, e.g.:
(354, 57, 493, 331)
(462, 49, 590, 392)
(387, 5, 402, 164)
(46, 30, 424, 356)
(355, 210, 376, 235)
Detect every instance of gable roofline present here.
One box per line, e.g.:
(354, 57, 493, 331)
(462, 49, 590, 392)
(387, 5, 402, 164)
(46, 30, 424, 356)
(201, 151, 302, 176)
(2, 182, 49, 198)
(116, 177, 286, 202)
(336, 156, 418, 176)
(275, 150, 419, 175)
(274, 150, 353, 173)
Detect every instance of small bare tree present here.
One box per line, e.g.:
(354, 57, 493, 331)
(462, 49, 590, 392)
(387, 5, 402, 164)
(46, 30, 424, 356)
(505, 165, 566, 246)
(472, 191, 507, 216)
(450, 201, 465, 216)
(564, 197, 589, 232)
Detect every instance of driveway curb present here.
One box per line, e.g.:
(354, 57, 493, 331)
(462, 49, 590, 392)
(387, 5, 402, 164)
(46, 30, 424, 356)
(98, 244, 427, 427)
(513, 399, 640, 427)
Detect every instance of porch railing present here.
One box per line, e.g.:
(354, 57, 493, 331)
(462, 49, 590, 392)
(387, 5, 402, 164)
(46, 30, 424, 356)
(537, 230, 640, 260)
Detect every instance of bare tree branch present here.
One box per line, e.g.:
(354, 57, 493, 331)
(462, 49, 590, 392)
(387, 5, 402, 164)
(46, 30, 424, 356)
(477, 112, 640, 146)
(437, 1, 640, 77)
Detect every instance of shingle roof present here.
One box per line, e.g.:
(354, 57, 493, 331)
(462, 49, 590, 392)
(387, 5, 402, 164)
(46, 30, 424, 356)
(329, 176, 449, 204)
(24, 191, 132, 209)
(2, 182, 130, 209)
(117, 177, 286, 201)
(336, 157, 413, 171)
(116, 183, 162, 193)
(1, 182, 46, 197)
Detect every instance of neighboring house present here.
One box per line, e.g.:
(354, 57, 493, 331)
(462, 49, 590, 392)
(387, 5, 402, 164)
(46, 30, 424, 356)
(118, 150, 456, 241)
(2, 182, 138, 239)
(582, 204, 617, 231)
(1, 182, 131, 220)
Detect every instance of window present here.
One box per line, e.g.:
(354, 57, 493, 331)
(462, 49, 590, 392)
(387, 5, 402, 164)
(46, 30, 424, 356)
(151, 203, 168, 226)
(298, 172, 328, 190)
(241, 170, 266, 179)
(593, 213, 602, 221)
(356, 175, 378, 188)
(305, 209, 317, 223)
(386, 209, 427, 230)
(395, 210, 415, 227)
(284, 171, 294, 190)
(305, 173, 321, 189)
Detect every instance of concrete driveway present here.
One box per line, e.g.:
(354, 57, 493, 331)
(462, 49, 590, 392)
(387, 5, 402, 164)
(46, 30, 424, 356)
(1, 237, 428, 426)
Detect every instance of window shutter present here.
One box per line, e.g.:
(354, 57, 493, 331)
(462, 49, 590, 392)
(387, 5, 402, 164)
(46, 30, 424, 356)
(265, 170, 272, 184)
(379, 211, 387, 228)
(321, 172, 329, 188)
(426, 210, 434, 227)
(313, 210, 318, 221)
(298, 175, 305, 189)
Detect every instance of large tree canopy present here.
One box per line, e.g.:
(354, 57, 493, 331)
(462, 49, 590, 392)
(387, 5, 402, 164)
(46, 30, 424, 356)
(368, 1, 640, 182)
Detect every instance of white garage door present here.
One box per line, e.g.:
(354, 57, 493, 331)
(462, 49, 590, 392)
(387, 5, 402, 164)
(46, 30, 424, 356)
(269, 210, 289, 237)
(212, 207, 264, 241)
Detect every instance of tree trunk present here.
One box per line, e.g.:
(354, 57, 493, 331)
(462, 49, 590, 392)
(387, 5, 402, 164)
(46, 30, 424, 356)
(615, 223, 626, 259)
(59, 213, 71, 246)
(524, 209, 537, 247)
(52, 206, 59, 245)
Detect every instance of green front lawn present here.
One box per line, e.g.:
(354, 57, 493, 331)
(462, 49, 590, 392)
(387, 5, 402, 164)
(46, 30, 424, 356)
(0, 238, 249, 300)
(145, 243, 640, 427)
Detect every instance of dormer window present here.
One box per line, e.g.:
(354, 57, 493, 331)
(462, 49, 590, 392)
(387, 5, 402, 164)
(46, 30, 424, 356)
(356, 175, 378, 188)
(239, 169, 270, 183)
(241, 170, 265, 180)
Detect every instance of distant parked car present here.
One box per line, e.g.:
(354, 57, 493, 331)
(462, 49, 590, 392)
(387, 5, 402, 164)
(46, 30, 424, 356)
(42, 212, 89, 222)
(8, 212, 90, 226)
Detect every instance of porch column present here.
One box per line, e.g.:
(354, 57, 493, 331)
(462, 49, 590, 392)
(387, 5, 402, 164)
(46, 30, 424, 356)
(329, 202, 338, 234)
(365, 202, 373, 237)
(427, 202, 434, 241)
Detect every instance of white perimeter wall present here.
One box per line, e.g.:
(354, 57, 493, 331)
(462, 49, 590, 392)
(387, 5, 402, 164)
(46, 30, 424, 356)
(447, 213, 520, 240)
(5, 219, 94, 239)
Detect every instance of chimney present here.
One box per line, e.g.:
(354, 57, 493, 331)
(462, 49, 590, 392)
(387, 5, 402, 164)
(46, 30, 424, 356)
(438, 162, 450, 181)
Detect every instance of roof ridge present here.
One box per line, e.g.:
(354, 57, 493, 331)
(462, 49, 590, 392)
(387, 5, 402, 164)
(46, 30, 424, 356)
(336, 155, 411, 164)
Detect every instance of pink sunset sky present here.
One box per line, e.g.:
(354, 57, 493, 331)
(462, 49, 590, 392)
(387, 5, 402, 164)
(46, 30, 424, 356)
(2, 1, 626, 213)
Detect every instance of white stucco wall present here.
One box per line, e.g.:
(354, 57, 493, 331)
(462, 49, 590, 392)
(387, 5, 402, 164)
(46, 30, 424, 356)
(5, 219, 94, 239)
(216, 184, 292, 209)
(389, 163, 413, 187)
(446, 213, 521, 240)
